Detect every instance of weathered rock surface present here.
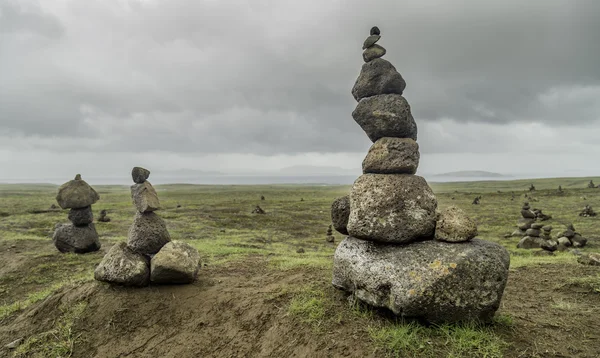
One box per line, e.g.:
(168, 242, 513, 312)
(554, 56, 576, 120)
(577, 253, 600, 266)
(571, 234, 587, 248)
(94, 242, 150, 287)
(525, 228, 541, 237)
(362, 137, 419, 174)
(434, 206, 478, 243)
(557, 237, 572, 247)
(151, 241, 201, 284)
(131, 181, 160, 213)
(332, 237, 510, 323)
(68, 206, 94, 226)
(362, 44, 386, 62)
(517, 236, 542, 249)
(352, 94, 417, 142)
(347, 174, 437, 244)
(56, 175, 99, 209)
(362, 35, 381, 49)
(351, 60, 407, 102)
(530, 223, 544, 230)
(127, 212, 171, 255)
(132, 167, 150, 184)
(541, 240, 558, 252)
(521, 209, 536, 219)
(331, 196, 350, 235)
(53, 223, 100, 253)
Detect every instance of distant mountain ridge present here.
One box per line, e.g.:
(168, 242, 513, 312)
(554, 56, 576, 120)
(432, 170, 508, 178)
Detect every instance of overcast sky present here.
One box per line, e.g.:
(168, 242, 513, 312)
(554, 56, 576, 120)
(1, 0, 600, 183)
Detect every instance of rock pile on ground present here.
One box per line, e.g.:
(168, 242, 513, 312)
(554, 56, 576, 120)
(579, 204, 596, 217)
(94, 167, 200, 286)
(252, 205, 266, 214)
(97, 209, 111, 222)
(331, 28, 510, 324)
(587, 180, 596, 189)
(326, 225, 334, 243)
(555, 224, 588, 249)
(514, 202, 558, 251)
(53, 174, 101, 253)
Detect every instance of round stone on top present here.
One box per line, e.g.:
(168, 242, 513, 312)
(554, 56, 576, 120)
(370, 26, 380, 35)
(132, 167, 150, 184)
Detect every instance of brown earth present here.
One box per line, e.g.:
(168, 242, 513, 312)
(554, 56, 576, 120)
(0, 240, 599, 358)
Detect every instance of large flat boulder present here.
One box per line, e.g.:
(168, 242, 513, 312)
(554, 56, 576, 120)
(94, 242, 150, 287)
(332, 237, 510, 323)
(351, 59, 406, 102)
(53, 223, 100, 253)
(352, 94, 417, 142)
(331, 196, 350, 235)
(127, 212, 171, 255)
(362, 137, 419, 174)
(56, 175, 100, 209)
(347, 174, 437, 244)
(131, 181, 160, 213)
(151, 241, 201, 284)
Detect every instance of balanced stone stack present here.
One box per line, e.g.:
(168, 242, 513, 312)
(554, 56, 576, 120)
(95, 167, 200, 286)
(510, 202, 535, 237)
(555, 224, 588, 249)
(53, 174, 101, 253)
(331, 28, 510, 324)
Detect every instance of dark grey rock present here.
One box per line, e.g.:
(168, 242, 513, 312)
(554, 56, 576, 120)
(571, 234, 587, 248)
(331, 196, 350, 235)
(56, 175, 99, 209)
(332, 237, 510, 323)
(577, 253, 600, 266)
(541, 240, 558, 252)
(557, 237, 572, 247)
(131, 167, 150, 184)
(434, 206, 478, 243)
(530, 223, 544, 230)
(53, 223, 100, 253)
(347, 174, 437, 244)
(151, 241, 201, 284)
(362, 35, 381, 49)
(521, 209, 536, 219)
(131, 181, 160, 213)
(362, 137, 419, 174)
(94, 242, 150, 287)
(517, 236, 542, 249)
(351, 60, 407, 102)
(352, 94, 416, 142)
(542, 225, 553, 231)
(362, 44, 386, 62)
(370, 26, 380, 36)
(68, 206, 94, 226)
(525, 228, 541, 237)
(562, 229, 575, 239)
(127, 212, 171, 255)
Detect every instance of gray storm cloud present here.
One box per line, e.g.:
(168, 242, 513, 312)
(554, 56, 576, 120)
(1, 0, 600, 161)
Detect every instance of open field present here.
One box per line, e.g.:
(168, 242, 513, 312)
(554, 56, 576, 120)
(1, 177, 599, 357)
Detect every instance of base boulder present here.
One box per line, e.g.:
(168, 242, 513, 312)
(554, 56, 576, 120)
(53, 223, 100, 253)
(151, 241, 201, 284)
(94, 242, 150, 287)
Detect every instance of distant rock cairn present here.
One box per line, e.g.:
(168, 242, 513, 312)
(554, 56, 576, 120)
(53, 174, 101, 253)
(331, 28, 510, 324)
(94, 167, 201, 286)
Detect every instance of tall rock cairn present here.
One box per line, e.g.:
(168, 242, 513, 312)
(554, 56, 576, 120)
(331, 27, 511, 324)
(95, 167, 200, 286)
(53, 174, 101, 253)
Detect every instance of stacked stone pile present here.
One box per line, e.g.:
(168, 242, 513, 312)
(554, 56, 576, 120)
(326, 225, 335, 243)
(331, 27, 510, 324)
(555, 224, 588, 249)
(53, 174, 101, 253)
(579, 205, 596, 217)
(95, 167, 200, 286)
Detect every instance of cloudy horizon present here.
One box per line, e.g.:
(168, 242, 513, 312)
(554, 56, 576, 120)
(1, 0, 600, 184)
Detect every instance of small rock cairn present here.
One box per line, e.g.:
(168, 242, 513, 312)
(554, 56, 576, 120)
(579, 204, 597, 217)
(330, 27, 510, 324)
(97, 209, 111, 222)
(515, 202, 558, 252)
(326, 225, 334, 243)
(95, 167, 200, 286)
(555, 224, 588, 249)
(53, 174, 101, 253)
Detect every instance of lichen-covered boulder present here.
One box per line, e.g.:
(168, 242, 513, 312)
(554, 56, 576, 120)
(351, 59, 406, 101)
(53, 223, 100, 253)
(127, 212, 171, 255)
(434, 206, 478, 243)
(362, 137, 419, 174)
(151, 241, 201, 284)
(347, 174, 437, 244)
(94, 242, 150, 287)
(352, 94, 417, 142)
(332, 237, 510, 323)
(56, 175, 99, 209)
(68, 206, 94, 226)
(331, 196, 350, 235)
(131, 181, 160, 213)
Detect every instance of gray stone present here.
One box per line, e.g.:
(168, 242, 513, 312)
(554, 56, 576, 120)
(56, 175, 100, 209)
(517, 218, 534, 230)
(530, 223, 544, 230)
(577, 253, 600, 266)
(68, 206, 94, 226)
(347, 174, 437, 244)
(362, 35, 381, 49)
(571, 234, 587, 248)
(94, 242, 150, 287)
(541, 240, 558, 252)
(542, 225, 553, 231)
(127, 212, 171, 255)
(511, 229, 526, 237)
(525, 228, 541, 237)
(351, 60, 407, 102)
(557, 237, 572, 247)
(151, 241, 201, 284)
(362, 137, 419, 174)
(362, 44, 386, 62)
(562, 229, 575, 238)
(517, 236, 542, 249)
(131, 181, 160, 213)
(352, 94, 417, 142)
(131, 167, 150, 184)
(53, 223, 100, 253)
(434, 206, 478, 243)
(332, 237, 510, 323)
(370, 26, 380, 35)
(5, 338, 23, 350)
(331, 196, 350, 235)
(521, 209, 536, 219)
